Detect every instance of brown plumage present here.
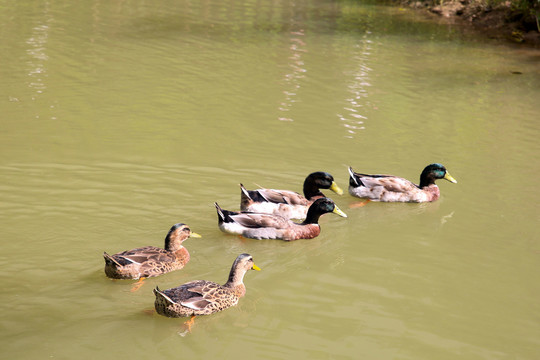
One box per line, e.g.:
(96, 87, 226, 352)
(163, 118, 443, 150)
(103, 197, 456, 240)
(153, 253, 261, 318)
(103, 223, 200, 280)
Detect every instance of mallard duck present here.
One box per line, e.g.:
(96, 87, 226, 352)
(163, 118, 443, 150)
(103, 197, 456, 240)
(153, 253, 260, 320)
(103, 223, 201, 280)
(240, 171, 343, 220)
(216, 197, 347, 241)
(348, 163, 457, 202)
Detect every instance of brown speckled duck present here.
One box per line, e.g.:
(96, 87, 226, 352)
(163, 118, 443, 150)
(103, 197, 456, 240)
(348, 163, 457, 203)
(153, 253, 260, 319)
(240, 171, 343, 220)
(103, 223, 200, 280)
(216, 197, 347, 241)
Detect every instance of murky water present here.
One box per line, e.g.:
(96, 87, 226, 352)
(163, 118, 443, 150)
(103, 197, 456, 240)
(1, 0, 539, 359)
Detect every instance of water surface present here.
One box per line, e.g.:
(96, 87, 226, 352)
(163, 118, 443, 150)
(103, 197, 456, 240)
(1, 0, 539, 359)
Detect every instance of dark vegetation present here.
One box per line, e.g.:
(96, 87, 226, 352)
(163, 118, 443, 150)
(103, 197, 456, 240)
(399, 0, 540, 46)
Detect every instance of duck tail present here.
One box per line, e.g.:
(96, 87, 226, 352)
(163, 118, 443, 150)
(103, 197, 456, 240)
(240, 183, 252, 200)
(214, 202, 238, 224)
(348, 166, 360, 187)
(103, 252, 122, 267)
(215, 202, 226, 222)
(153, 286, 175, 305)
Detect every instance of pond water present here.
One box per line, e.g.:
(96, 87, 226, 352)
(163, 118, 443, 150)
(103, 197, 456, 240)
(1, 0, 539, 359)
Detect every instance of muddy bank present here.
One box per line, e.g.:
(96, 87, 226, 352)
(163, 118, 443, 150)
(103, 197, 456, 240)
(401, 0, 540, 47)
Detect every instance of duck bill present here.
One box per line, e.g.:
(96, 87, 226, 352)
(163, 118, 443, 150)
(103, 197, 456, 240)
(190, 232, 202, 238)
(330, 181, 344, 195)
(444, 172, 457, 184)
(333, 205, 348, 218)
(252, 264, 261, 271)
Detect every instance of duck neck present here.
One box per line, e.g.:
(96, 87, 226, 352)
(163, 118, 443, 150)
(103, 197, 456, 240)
(303, 180, 324, 200)
(164, 234, 184, 252)
(419, 172, 436, 189)
(224, 267, 247, 296)
(302, 208, 323, 225)
(225, 266, 247, 287)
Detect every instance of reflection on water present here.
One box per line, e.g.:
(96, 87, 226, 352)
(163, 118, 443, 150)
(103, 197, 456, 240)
(338, 38, 372, 137)
(278, 30, 307, 122)
(26, 11, 51, 98)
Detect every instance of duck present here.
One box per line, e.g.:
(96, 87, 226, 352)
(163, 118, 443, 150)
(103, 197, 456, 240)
(348, 163, 457, 203)
(216, 197, 347, 241)
(240, 171, 343, 220)
(153, 253, 260, 328)
(103, 223, 201, 280)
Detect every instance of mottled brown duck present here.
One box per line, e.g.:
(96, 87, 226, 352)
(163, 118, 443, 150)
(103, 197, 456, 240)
(103, 223, 200, 281)
(153, 253, 260, 330)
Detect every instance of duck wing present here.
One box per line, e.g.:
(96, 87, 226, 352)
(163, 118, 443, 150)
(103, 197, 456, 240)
(360, 175, 419, 193)
(114, 246, 175, 265)
(231, 212, 291, 229)
(174, 281, 222, 310)
(255, 189, 309, 205)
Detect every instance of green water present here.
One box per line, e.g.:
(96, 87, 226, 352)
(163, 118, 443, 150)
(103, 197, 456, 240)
(1, 0, 539, 359)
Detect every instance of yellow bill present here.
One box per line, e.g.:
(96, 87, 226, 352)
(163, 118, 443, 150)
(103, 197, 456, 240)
(190, 232, 202, 238)
(252, 264, 262, 271)
(444, 172, 457, 184)
(330, 181, 344, 195)
(332, 205, 348, 218)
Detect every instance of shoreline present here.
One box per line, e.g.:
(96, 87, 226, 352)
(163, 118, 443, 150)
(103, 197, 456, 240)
(399, 0, 540, 47)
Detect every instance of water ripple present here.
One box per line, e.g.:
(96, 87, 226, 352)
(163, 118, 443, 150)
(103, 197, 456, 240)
(338, 39, 373, 138)
(0, 162, 205, 221)
(278, 30, 307, 122)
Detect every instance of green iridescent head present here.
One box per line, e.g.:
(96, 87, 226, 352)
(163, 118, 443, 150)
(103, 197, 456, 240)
(419, 163, 457, 188)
